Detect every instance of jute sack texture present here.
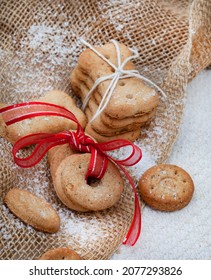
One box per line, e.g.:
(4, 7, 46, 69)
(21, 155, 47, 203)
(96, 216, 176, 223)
(0, 0, 210, 260)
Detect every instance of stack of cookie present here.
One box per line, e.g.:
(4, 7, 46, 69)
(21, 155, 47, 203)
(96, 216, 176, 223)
(70, 41, 159, 142)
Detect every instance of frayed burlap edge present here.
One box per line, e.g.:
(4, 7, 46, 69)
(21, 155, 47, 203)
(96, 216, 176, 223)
(0, 0, 210, 260)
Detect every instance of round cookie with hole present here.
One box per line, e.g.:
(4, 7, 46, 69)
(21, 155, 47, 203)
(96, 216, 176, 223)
(54, 153, 124, 212)
(139, 164, 194, 211)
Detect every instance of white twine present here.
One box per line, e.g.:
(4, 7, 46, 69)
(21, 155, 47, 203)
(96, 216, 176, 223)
(80, 39, 166, 122)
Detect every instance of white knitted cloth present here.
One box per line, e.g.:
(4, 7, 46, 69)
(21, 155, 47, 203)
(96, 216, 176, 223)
(112, 70, 211, 260)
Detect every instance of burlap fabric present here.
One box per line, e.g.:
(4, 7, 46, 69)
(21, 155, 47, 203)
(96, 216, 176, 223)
(0, 0, 210, 260)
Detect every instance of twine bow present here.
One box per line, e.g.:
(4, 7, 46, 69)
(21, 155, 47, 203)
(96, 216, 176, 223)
(80, 39, 166, 122)
(0, 101, 142, 246)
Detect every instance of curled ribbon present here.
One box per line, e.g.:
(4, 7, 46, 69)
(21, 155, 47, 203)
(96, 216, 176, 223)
(0, 101, 142, 246)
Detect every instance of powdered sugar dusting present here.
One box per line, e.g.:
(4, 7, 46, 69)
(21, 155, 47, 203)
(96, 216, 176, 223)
(0, 18, 160, 250)
(0, 22, 84, 104)
(0, 140, 117, 251)
(58, 210, 114, 248)
(0, 1, 190, 259)
(110, 144, 156, 182)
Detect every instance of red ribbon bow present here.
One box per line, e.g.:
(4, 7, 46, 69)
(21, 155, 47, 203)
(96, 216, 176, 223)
(0, 101, 142, 246)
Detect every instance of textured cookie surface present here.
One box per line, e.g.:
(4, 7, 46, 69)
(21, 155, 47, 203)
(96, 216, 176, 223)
(139, 164, 194, 211)
(48, 143, 77, 181)
(4, 188, 60, 232)
(85, 123, 141, 142)
(1, 90, 87, 143)
(38, 247, 82, 260)
(61, 153, 124, 211)
(54, 156, 89, 212)
(71, 65, 159, 118)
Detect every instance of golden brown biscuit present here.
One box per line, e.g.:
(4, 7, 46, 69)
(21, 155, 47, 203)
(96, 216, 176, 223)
(85, 123, 141, 142)
(72, 66, 159, 118)
(4, 188, 60, 232)
(72, 70, 156, 121)
(47, 145, 61, 164)
(71, 68, 154, 142)
(77, 42, 133, 76)
(71, 71, 156, 129)
(48, 132, 98, 211)
(48, 144, 87, 211)
(100, 108, 156, 129)
(39, 90, 87, 128)
(0, 103, 7, 138)
(86, 107, 142, 136)
(57, 153, 124, 211)
(38, 247, 82, 260)
(139, 164, 194, 211)
(86, 98, 153, 131)
(48, 144, 78, 181)
(53, 155, 89, 212)
(71, 42, 159, 118)
(0, 115, 7, 139)
(1, 90, 87, 143)
(71, 67, 99, 102)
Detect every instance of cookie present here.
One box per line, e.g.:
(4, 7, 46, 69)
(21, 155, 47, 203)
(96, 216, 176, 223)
(39, 90, 87, 128)
(48, 143, 78, 181)
(47, 145, 62, 164)
(71, 67, 100, 103)
(86, 108, 140, 136)
(71, 42, 159, 118)
(101, 108, 155, 129)
(70, 53, 157, 142)
(139, 164, 194, 211)
(54, 156, 89, 212)
(56, 153, 124, 211)
(0, 115, 7, 139)
(1, 90, 87, 143)
(47, 131, 96, 170)
(4, 188, 60, 232)
(72, 65, 159, 118)
(85, 122, 141, 142)
(86, 98, 151, 133)
(38, 247, 82, 260)
(77, 42, 134, 75)
(48, 144, 87, 211)
(71, 71, 156, 126)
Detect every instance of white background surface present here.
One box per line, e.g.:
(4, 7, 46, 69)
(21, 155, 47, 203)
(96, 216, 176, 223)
(112, 69, 211, 260)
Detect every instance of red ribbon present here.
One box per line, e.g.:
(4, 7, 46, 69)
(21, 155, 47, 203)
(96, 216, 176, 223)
(0, 101, 142, 246)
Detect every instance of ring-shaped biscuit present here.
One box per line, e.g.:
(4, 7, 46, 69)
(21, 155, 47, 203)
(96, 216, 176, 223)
(48, 144, 88, 211)
(58, 153, 124, 211)
(48, 143, 78, 181)
(48, 133, 99, 212)
(54, 156, 89, 212)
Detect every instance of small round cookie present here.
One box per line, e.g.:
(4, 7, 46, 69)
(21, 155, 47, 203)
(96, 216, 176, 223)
(60, 153, 124, 211)
(139, 164, 194, 211)
(38, 247, 82, 260)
